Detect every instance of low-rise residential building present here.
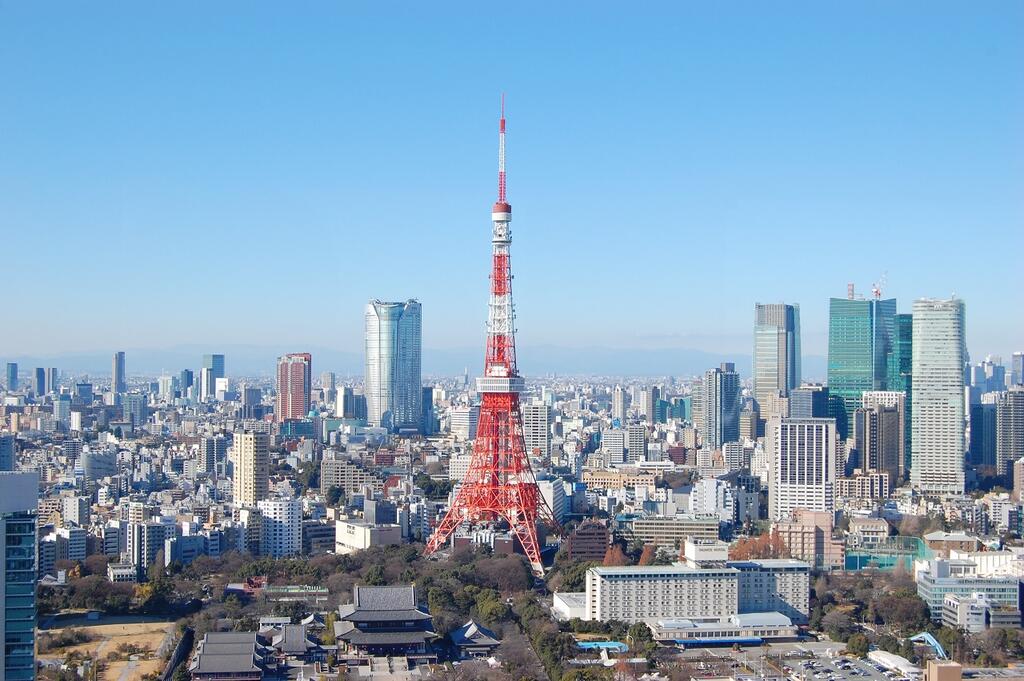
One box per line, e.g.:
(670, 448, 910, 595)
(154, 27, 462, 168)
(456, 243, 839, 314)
(335, 519, 402, 554)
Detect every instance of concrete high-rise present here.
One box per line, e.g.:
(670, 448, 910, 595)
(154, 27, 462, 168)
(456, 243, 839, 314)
(627, 423, 648, 463)
(638, 385, 659, 423)
(1012, 352, 1024, 386)
(861, 390, 907, 481)
(232, 431, 269, 507)
(365, 300, 422, 431)
(275, 353, 312, 422)
(827, 294, 896, 439)
(767, 417, 838, 520)
(0, 471, 39, 680)
(4, 363, 17, 391)
(523, 401, 551, 458)
(698, 363, 741, 449)
(753, 303, 801, 410)
(257, 498, 302, 558)
(112, 351, 126, 394)
(910, 298, 966, 497)
(995, 387, 1024, 479)
(611, 386, 627, 423)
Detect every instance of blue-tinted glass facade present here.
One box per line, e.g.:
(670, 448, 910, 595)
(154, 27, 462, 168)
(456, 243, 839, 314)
(827, 297, 896, 438)
(3, 511, 36, 680)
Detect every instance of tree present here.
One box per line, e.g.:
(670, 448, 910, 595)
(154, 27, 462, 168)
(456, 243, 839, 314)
(637, 545, 656, 566)
(728, 530, 789, 560)
(321, 612, 337, 646)
(821, 609, 857, 642)
(846, 634, 870, 657)
(364, 564, 385, 586)
(325, 485, 344, 506)
(602, 544, 629, 567)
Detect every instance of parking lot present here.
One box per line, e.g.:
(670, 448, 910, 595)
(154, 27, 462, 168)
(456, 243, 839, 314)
(675, 642, 900, 681)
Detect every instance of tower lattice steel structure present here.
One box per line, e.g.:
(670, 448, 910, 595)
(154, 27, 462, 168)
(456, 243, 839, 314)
(423, 100, 558, 575)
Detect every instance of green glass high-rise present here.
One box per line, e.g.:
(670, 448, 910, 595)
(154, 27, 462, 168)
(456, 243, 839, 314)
(887, 313, 913, 470)
(827, 296, 896, 438)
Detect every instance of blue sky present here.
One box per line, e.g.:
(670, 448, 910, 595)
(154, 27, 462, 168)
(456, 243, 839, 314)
(1, 2, 1021, 365)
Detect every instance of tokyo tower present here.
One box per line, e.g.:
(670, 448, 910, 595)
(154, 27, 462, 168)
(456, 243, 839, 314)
(423, 99, 559, 575)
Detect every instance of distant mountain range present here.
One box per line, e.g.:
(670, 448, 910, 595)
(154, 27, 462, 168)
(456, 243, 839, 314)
(4, 344, 827, 381)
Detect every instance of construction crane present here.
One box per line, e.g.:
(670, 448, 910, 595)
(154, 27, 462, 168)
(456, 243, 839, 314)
(871, 272, 888, 299)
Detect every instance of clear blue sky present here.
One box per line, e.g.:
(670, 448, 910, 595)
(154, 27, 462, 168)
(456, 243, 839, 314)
(1, 2, 1021, 362)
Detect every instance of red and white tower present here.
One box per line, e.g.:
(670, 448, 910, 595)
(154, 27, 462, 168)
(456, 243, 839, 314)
(424, 100, 558, 575)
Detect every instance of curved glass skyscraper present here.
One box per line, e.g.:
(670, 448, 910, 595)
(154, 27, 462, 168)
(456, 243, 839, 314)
(364, 300, 422, 432)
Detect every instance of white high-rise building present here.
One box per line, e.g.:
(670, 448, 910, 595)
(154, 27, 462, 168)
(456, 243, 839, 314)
(910, 298, 966, 497)
(601, 429, 626, 466)
(767, 417, 838, 520)
(450, 405, 480, 441)
(257, 498, 301, 558)
(611, 386, 627, 422)
(523, 401, 551, 458)
(365, 300, 422, 432)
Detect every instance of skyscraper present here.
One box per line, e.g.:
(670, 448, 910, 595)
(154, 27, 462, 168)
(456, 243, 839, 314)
(0, 433, 14, 471)
(364, 300, 422, 431)
(968, 400, 997, 468)
(790, 384, 830, 419)
(827, 294, 896, 438)
(179, 369, 194, 398)
(1012, 352, 1024, 386)
(232, 431, 269, 507)
(638, 385, 659, 423)
(0, 471, 38, 680)
(995, 387, 1024, 479)
(32, 368, 46, 396)
(275, 353, 312, 422)
(698, 362, 741, 449)
(910, 298, 966, 497)
(611, 386, 627, 423)
(753, 302, 801, 409)
(861, 390, 907, 481)
(112, 351, 126, 394)
(5, 363, 17, 391)
(767, 417, 838, 520)
(47, 368, 58, 393)
(201, 354, 225, 401)
(886, 312, 913, 469)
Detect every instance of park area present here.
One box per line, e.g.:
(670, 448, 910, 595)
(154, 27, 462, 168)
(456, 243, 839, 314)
(37, 615, 176, 681)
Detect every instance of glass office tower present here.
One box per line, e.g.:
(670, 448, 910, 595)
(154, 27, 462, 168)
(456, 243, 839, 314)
(827, 296, 896, 439)
(365, 300, 423, 432)
(753, 303, 802, 409)
(0, 472, 38, 681)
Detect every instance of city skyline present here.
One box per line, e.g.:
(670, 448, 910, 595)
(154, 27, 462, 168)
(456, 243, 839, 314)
(1, 4, 1021, 361)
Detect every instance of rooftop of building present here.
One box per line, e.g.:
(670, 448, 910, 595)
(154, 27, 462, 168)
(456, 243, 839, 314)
(590, 563, 739, 576)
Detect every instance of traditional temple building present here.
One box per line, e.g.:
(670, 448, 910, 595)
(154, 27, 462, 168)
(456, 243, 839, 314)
(334, 585, 437, 663)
